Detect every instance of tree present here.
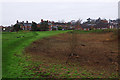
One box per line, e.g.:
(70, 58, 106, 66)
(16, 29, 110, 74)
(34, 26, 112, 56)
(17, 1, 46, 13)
(66, 31, 79, 64)
(75, 19, 82, 30)
(117, 18, 120, 24)
(31, 22, 37, 31)
(13, 24, 21, 32)
(87, 18, 91, 23)
(39, 21, 49, 31)
(58, 26, 62, 30)
(58, 19, 65, 23)
(75, 19, 82, 26)
(95, 19, 108, 28)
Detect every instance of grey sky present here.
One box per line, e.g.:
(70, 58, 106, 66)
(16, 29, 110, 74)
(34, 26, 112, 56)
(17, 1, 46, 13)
(0, 0, 119, 26)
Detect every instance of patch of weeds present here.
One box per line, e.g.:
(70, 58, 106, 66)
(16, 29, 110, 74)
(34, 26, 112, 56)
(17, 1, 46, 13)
(72, 73, 79, 77)
(85, 75, 94, 78)
(38, 61, 43, 65)
(44, 72, 51, 76)
(84, 72, 93, 76)
(52, 70, 56, 73)
(53, 65, 56, 67)
(60, 66, 63, 68)
(38, 72, 51, 78)
(66, 71, 71, 74)
(39, 68, 42, 71)
(63, 66, 67, 69)
(59, 74, 64, 77)
(75, 73, 80, 77)
(110, 73, 118, 78)
(99, 72, 104, 75)
(23, 71, 35, 77)
(56, 65, 62, 70)
(32, 67, 36, 71)
(74, 70, 78, 74)
(49, 64, 52, 66)
(97, 76, 102, 78)
(49, 68, 56, 73)
(58, 64, 62, 67)
(79, 74, 87, 78)
(62, 73, 71, 78)
(36, 75, 40, 78)
(37, 72, 43, 76)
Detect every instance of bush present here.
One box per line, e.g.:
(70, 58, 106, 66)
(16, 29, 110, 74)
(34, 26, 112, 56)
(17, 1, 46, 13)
(58, 26, 62, 30)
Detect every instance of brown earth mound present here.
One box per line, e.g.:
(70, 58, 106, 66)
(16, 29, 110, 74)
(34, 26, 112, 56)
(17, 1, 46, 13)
(25, 32, 118, 73)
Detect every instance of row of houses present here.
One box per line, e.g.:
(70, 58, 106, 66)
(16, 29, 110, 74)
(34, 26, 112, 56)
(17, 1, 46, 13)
(80, 19, 119, 30)
(1, 19, 119, 32)
(15, 19, 73, 31)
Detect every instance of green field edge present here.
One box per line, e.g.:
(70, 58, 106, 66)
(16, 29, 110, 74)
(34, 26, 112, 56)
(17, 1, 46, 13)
(2, 31, 69, 78)
(2, 29, 119, 78)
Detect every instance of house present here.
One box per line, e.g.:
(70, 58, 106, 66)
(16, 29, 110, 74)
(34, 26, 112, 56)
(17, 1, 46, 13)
(81, 23, 95, 31)
(51, 22, 67, 30)
(48, 21, 52, 31)
(80, 19, 110, 30)
(109, 20, 118, 29)
(1, 26, 13, 32)
(94, 19, 109, 29)
(75, 25, 82, 30)
(16, 21, 32, 30)
(51, 26, 58, 30)
(37, 19, 52, 31)
(22, 23, 32, 30)
(0, 26, 3, 31)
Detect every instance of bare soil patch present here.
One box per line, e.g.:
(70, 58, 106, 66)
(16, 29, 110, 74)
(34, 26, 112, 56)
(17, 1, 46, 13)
(25, 32, 118, 77)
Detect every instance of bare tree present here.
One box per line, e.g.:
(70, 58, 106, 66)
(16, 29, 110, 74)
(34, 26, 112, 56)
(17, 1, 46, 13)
(58, 19, 65, 23)
(66, 31, 79, 64)
(75, 19, 82, 30)
(76, 19, 82, 25)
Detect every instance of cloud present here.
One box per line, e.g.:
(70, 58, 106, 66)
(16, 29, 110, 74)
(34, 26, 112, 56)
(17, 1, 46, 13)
(0, 1, 118, 26)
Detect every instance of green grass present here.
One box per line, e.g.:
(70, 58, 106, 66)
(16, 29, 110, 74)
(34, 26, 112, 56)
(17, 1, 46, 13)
(2, 30, 69, 78)
(2, 29, 119, 78)
(73, 29, 118, 34)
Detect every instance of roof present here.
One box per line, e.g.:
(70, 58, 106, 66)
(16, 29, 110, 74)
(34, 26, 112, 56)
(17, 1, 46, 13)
(52, 26, 58, 28)
(0, 26, 3, 28)
(53, 22, 66, 25)
(17, 22, 32, 27)
(23, 23, 32, 26)
(38, 22, 52, 25)
(48, 23, 52, 25)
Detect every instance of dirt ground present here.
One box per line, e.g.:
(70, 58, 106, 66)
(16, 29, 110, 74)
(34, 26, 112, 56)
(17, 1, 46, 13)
(25, 32, 118, 76)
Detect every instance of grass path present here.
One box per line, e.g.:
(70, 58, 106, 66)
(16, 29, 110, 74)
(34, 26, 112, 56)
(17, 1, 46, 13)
(2, 31, 69, 78)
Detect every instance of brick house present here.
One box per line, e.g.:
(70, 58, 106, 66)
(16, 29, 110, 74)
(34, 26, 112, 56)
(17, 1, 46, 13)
(16, 21, 32, 30)
(109, 20, 118, 29)
(1, 26, 13, 32)
(37, 19, 52, 31)
(81, 19, 110, 30)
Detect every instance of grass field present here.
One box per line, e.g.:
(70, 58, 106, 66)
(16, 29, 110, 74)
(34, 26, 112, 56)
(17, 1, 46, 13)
(2, 30, 69, 78)
(2, 29, 119, 78)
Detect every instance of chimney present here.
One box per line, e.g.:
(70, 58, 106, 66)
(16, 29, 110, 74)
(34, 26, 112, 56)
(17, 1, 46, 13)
(32, 21, 34, 23)
(22, 21, 24, 23)
(41, 19, 43, 22)
(17, 20, 19, 23)
(52, 21, 54, 24)
(26, 21, 28, 23)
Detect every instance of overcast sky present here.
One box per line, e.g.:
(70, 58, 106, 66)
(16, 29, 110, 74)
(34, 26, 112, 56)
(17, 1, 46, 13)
(0, 0, 119, 26)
